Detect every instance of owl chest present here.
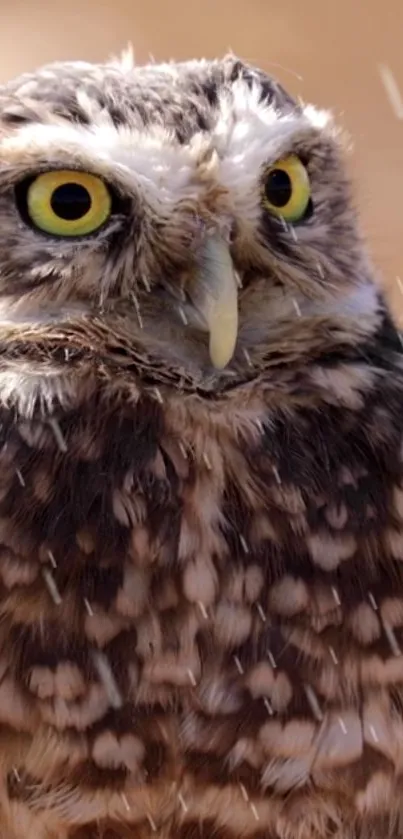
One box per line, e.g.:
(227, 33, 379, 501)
(1, 399, 403, 835)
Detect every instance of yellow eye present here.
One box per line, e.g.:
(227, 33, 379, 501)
(261, 155, 311, 224)
(25, 170, 112, 237)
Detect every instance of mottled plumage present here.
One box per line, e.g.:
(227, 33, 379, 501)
(0, 51, 401, 839)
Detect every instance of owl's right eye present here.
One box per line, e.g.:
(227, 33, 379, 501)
(17, 169, 112, 238)
(261, 155, 311, 224)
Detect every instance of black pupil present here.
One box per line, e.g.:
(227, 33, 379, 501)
(50, 182, 92, 221)
(265, 169, 292, 208)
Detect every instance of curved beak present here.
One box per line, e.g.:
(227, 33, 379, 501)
(190, 232, 239, 370)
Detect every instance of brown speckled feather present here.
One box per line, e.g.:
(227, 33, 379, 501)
(1, 312, 403, 838)
(0, 52, 400, 839)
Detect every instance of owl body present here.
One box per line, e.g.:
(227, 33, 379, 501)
(0, 53, 401, 839)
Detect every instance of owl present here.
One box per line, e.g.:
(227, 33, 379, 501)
(0, 49, 401, 839)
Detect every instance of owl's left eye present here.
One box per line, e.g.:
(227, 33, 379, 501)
(20, 170, 112, 237)
(261, 155, 311, 224)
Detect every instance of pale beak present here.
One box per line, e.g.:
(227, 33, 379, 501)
(191, 232, 239, 369)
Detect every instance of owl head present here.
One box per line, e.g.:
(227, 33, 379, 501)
(0, 53, 381, 408)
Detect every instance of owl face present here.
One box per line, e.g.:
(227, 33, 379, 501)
(0, 55, 378, 396)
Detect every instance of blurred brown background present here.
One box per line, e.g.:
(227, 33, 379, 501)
(1, 0, 402, 316)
